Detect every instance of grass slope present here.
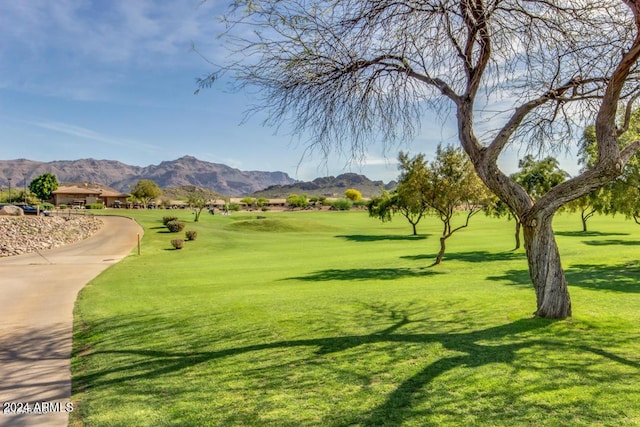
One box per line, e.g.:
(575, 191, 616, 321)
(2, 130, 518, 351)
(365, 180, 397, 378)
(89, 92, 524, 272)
(71, 210, 640, 426)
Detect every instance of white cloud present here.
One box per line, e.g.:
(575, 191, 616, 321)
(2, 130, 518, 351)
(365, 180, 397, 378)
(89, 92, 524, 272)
(0, 0, 225, 99)
(30, 120, 160, 153)
(0, 1, 221, 62)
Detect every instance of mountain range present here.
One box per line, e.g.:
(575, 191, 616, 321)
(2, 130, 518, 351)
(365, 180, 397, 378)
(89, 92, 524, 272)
(252, 173, 396, 198)
(0, 156, 394, 197)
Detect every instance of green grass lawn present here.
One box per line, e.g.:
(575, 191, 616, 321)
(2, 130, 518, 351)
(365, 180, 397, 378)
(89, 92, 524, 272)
(71, 209, 640, 426)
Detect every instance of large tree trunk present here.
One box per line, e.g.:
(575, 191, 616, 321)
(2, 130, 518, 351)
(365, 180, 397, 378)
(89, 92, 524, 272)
(522, 215, 572, 319)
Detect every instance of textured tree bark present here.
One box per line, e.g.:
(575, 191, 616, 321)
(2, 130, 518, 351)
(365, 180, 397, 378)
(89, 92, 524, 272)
(514, 220, 522, 251)
(522, 215, 572, 319)
(435, 236, 445, 265)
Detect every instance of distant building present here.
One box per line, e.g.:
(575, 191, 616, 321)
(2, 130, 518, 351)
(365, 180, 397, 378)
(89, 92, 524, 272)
(52, 184, 130, 208)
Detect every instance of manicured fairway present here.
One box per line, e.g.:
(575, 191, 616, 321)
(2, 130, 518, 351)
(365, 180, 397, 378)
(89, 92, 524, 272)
(71, 210, 640, 426)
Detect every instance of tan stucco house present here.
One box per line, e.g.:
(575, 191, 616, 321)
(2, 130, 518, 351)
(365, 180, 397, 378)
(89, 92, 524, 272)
(52, 185, 130, 208)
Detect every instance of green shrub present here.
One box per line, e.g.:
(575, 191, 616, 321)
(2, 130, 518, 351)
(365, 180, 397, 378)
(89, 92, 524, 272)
(59, 204, 68, 210)
(171, 239, 184, 249)
(228, 203, 241, 212)
(166, 220, 186, 233)
(163, 215, 179, 225)
(86, 203, 104, 209)
(286, 193, 309, 208)
(331, 198, 353, 210)
(185, 230, 198, 241)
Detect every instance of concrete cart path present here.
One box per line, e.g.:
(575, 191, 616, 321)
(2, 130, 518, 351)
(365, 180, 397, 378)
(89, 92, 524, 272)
(0, 216, 143, 427)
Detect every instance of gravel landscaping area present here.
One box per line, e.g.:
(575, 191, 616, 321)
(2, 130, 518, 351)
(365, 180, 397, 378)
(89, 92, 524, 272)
(0, 215, 104, 257)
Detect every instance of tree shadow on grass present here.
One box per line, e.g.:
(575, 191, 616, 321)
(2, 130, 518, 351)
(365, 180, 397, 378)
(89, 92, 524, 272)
(487, 269, 531, 287)
(74, 314, 550, 404)
(566, 262, 640, 293)
(72, 311, 640, 426)
(403, 250, 526, 263)
(489, 262, 640, 293)
(336, 234, 429, 242)
(582, 239, 640, 246)
(284, 267, 442, 282)
(555, 231, 630, 237)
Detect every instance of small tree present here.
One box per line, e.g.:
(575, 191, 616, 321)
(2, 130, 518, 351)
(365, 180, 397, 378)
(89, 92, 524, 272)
(29, 173, 58, 202)
(130, 179, 162, 208)
(369, 190, 424, 236)
(344, 188, 363, 202)
(423, 146, 494, 265)
(368, 153, 430, 235)
(187, 189, 208, 222)
(566, 189, 607, 232)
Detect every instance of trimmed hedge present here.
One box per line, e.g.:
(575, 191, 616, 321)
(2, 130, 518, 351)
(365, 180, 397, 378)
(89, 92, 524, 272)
(162, 216, 179, 225)
(166, 220, 186, 233)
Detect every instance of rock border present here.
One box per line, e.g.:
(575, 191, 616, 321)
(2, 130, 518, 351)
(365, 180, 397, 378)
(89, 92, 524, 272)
(0, 215, 104, 257)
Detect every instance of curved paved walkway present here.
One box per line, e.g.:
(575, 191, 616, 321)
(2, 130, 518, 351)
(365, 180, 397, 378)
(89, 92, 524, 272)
(0, 216, 143, 427)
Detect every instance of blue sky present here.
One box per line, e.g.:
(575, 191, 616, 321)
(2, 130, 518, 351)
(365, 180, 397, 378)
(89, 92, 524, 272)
(0, 0, 582, 183)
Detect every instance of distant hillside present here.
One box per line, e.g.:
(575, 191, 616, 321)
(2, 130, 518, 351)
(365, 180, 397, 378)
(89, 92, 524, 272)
(252, 173, 397, 198)
(0, 156, 297, 196)
(161, 185, 224, 201)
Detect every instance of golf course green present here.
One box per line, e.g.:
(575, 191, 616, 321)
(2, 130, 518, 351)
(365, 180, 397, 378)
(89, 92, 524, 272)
(71, 210, 640, 426)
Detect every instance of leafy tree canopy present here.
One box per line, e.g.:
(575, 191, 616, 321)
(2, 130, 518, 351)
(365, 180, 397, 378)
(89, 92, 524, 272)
(187, 188, 209, 222)
(344, 188, 363, 201)
(368, 152, 430, 235)
(578, 109, 640, 224)
(130, 179, 162, 207)
(511, 156, 569, 200)
(29, 173, 58, 201)
(423, 146, 496, 263)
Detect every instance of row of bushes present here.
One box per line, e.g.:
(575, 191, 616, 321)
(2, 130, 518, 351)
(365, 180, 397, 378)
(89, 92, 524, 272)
(171, 231, 197, 249)
(163, 216, 197, 249)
